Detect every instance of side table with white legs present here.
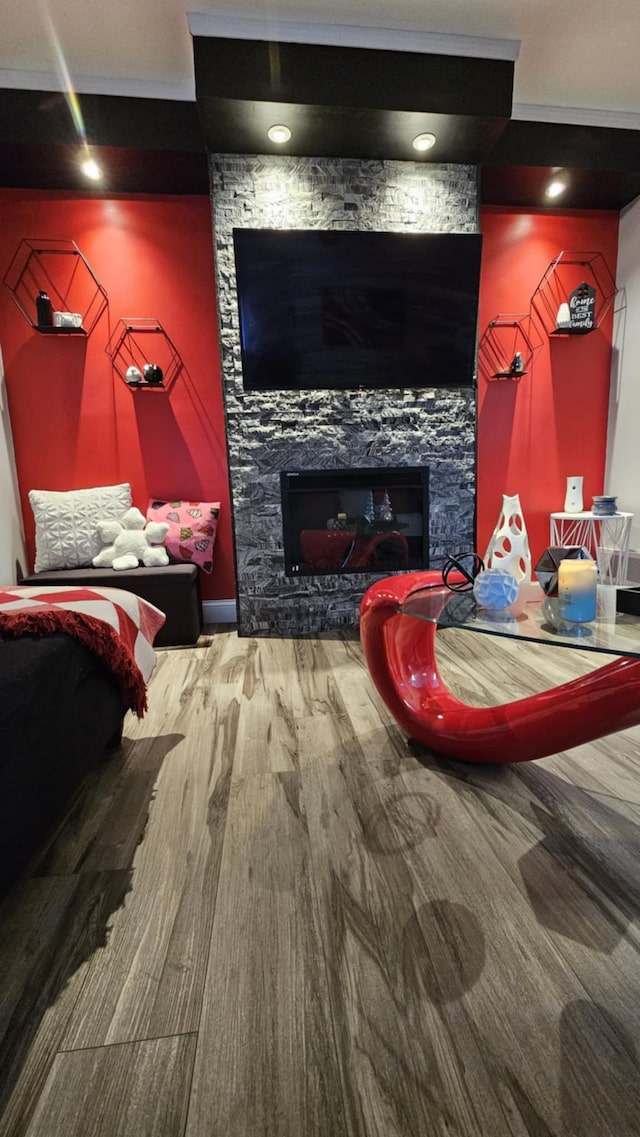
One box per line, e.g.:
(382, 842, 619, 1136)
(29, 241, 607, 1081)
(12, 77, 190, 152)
(549, 511, 634, 585)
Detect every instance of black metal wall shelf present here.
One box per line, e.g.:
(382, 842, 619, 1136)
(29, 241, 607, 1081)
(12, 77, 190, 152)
(530, 250, 618, 337)
(106, 318, 182, 391)
(478, 313, 542, 382)
(3, 238, 108, 335)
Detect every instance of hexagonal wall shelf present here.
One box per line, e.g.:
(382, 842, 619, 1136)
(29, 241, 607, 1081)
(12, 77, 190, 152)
(478, 313, 542, 382)
(3, 238, 108, 335)
(530, 250, 618, 337)
(106, 318, 182, 391)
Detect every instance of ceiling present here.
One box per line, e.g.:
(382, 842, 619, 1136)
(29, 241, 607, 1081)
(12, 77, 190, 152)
(2, 1, 640, 208)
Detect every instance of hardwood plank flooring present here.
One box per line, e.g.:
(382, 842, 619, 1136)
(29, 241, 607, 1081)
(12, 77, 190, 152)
(1, 623, 640, 1135)
(300, 747, 516, 1136)
(185, 770, 346, 1137)
(61, 631, 243, 1050)
(0, 871, 132, 1137)
(24, 1033, 196, 1137)
(233, 637, 299, 776)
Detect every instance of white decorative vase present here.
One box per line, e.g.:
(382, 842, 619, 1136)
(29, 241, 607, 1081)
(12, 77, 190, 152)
(556, 302, 571, 329)
(564, 475, 584, 513)
(483, 493, 532, 582)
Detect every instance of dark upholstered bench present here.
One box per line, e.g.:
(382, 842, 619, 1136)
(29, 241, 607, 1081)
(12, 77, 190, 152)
(19, 564, 203, 647)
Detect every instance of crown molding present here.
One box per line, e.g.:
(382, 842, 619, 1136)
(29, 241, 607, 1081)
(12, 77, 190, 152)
(0, 68, 195, 102)
(187, 12, 520, 60)
(513, 102, 640, 132)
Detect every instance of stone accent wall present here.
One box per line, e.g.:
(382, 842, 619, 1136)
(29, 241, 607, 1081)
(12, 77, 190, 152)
(209, 155, 478, 635)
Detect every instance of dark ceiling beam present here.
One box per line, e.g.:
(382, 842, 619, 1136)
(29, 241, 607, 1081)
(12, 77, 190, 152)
(480, 163, 640, 211)
(193, 36, 514, 118)
(486, 117, 640, 172)
(0, 89, 204, 151)
(481, 118, 640, 210)
(0, 141, 209, 195)
(0, 41, 639, 209)
(0, 88, 208, 194)
(192, 36, 513, 163)
(196, 98, 507, 164)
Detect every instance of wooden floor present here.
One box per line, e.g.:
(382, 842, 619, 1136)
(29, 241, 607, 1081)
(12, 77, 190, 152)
(2, 624, 640, 1136)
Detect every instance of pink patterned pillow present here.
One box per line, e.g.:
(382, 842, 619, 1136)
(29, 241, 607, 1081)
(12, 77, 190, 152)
(147, 499, 220, 573)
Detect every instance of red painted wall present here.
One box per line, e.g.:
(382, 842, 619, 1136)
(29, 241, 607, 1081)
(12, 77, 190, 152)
(0, 189, 235, 600)
(0, 191, 619, 599)
(477, 206, 619, 567)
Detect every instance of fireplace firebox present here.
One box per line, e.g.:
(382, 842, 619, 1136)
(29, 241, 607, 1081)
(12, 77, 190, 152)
(281, 467, 429, 577)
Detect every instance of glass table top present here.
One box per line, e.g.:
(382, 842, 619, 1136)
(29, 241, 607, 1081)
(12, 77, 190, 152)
(401, 584, 640, 659)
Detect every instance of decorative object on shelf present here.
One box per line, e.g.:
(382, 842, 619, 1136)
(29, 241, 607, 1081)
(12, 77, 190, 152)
(592, 495, 618, 516)
(126, 366, 143, 385)
(567, 281, 596, 333)
(564, 475, 584, 513)
(484, 493, 532, 582)
(555, 302, 571, 329)
(35, 290, 53, 327)
(143, 362, 164, 386)
(531, 250, 617, 338)
(53, 311, 82, 329)
(106, 318, 182, 391)
(92, 507, 170, 571)
(472, 568, 519, 611)
(557, 557, 597, 624)
(478, 313, 542, 382)
(534, 545, 592, 596)
(363, 490, 375, 523)
(442, 551, 484, 592)
(3, 238, 107, 336)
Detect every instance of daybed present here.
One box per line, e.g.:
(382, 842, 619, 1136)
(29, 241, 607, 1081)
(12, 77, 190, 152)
(0, 585, 165, 896)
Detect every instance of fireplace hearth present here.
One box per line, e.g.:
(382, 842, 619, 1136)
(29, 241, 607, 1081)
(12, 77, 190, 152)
(281, 467, 429, 577)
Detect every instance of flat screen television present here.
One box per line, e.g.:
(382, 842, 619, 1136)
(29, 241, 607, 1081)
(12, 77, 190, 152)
(232, 228, 482, 392)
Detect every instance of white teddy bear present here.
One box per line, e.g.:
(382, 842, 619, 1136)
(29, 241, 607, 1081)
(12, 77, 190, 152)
(93, 506, 170, 571)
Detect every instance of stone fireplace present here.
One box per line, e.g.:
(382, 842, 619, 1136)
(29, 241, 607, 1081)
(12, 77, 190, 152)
(209, 154, 478, 635)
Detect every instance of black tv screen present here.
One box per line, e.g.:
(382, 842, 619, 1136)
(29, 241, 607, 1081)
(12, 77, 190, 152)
(232, 228, 482, 392)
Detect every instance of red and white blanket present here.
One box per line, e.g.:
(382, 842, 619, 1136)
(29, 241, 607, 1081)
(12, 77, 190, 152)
(0, 586, 166, 717)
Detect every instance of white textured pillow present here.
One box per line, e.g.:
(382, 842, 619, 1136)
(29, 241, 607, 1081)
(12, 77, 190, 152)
(29, 483, 132, 572)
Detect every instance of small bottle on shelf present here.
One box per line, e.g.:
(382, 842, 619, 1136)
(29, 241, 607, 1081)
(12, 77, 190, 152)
(35, 290, 53, 327)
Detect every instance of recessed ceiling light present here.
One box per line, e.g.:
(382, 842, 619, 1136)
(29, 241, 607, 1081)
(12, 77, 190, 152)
(546, 179, 566, 199)
(412, 132, 436, 152)
(267, 124, 292, 144)
(81, 157, 103, 180)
